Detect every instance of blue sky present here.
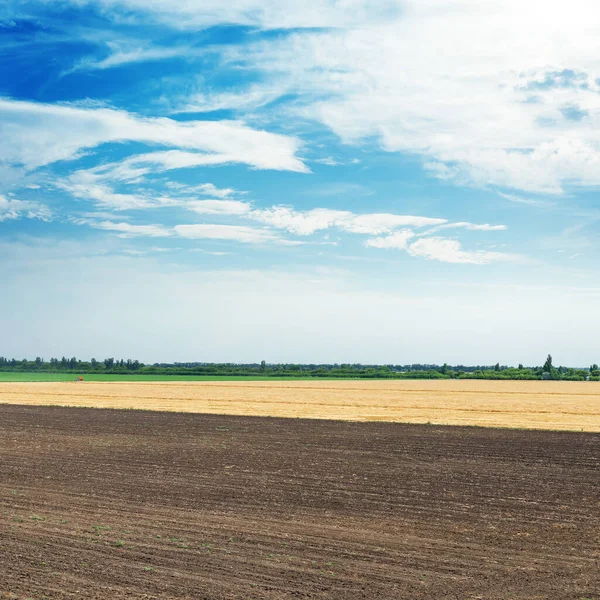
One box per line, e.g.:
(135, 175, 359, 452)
(1, 0, 599, 365)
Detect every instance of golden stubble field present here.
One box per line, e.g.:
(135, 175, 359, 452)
(0, 379, 599, 431)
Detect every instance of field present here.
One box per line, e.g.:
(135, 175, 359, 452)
(0, 379, 599, 431)
(0, 404, 598, 599)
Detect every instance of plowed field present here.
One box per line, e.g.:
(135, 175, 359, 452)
(0, 405, 598, 599)
(1, 379, 599, 431)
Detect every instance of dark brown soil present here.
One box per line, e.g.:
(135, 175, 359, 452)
(0, 405, 598, 600)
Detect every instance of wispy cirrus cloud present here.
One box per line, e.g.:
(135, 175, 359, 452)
(59, 181, 151, 211)
(8, 1, 600, 196)
(59, 166, 247, 211)
(424, 222, 507, 235)
(34, 0, 401, 30)
(187, 200, 251, 216)
(59, 164, 461, 244)
(497, 192, 556, 209)
(165, 183, 238, 199)
(213, 0, 600, 194)
(62, 162, 512, 262)
(250, 206, 446, 236)
(0, 98, 308, 174)
(174, 224, 299, 245)
(70, 191, 512, 264)
(406, 237, 519, 265)
(66, 43, 198, 73)
(0, 194, 52, 222)
(85, 220, 172, 238)
(76, 218, 300, 246)
(364, 230, 415, 250)
(177, 83, 290, 114)
(364, 229, 517, 264)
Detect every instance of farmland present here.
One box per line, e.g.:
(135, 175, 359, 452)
(0, 379, 599, 431)
(0, 404, 598, 599)
(1, 381, 598, 599)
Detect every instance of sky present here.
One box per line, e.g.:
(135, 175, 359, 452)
(1, 0, 599, 365)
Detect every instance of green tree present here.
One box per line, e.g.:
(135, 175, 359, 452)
(543, 354, 553, 372)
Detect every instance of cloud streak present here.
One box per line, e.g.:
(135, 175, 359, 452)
(86, 220, 172, 238)
(406, 237, 519, 265)
(0, 194, 52, 222)
(0, 98, 308, 174)
(250, 206, 446, 236)
(50, 0, 401, 30)
(70, 191, 511, 263)
(174, 224, 297, 245)
(66, 43, 199, 73)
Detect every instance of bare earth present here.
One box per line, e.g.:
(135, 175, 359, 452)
(0, 405, 598, 599)
(0, 379, 599, 431)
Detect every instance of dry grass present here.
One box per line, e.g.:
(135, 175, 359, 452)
(0, 379, 599, 431)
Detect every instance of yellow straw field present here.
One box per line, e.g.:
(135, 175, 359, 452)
(1, 379, 599, 431)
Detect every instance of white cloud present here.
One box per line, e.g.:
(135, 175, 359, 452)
(114, 150, 247, 172)
(68, 43, 195, 73)
(407, 237, 519, 265)
(250, 207, 351, 236)
(120, 246, 177, 255)
(86, 220, 172, 238)
(498, 192, 556, 209)
(250, 206, 446, 236)
(425, 222, 507, 234)
(72, 151, 304, 191)
(60, 157, 247, 211)
(345, 213, 446, 235)
(364, 230, 415, 249)
(0, 194, 52, 222)
(11, 2, 600, 194)
(224, 0, 600, 193)
(174, 224, 290, 245)
(313, 157, 342, 166)
(187, 200, 251, 216)
(364, 228, 514, 262)
(59, 176, 158, 210)
(61, 169, 511, 260)
(423, 162, 458, 181)
(169, 183, 237, 198)
(67, 0, 400, 30)
(60, 161, 461, 245)
(444, 222, 506, 232)
(178, 83, 289, 114)
(0, 98, 308, 173)
(192, 250, 234, 256)
(64, 176, 509, 260)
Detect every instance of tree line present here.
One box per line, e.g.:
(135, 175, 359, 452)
(0, 354, 598, 381)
